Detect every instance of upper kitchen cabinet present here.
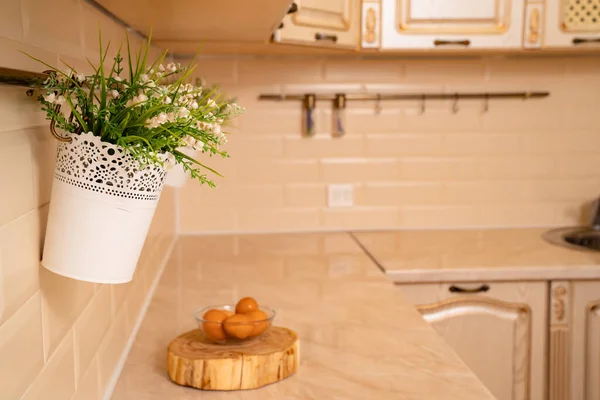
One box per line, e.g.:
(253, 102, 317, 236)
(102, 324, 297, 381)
(545, 0, 600, 48)
(91, 0, 293, 55)
(379, 0, 526, 49)
(272, 0, 361, 49)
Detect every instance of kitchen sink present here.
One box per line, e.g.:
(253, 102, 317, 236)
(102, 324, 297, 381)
(544, 227, 600, 252)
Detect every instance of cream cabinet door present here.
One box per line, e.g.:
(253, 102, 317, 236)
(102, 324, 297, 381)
(398, 282, 547, 400)
(545, 0, 600, 47)
(380, 0, 525, 49)
(273, 0, 361, 49)
(550, 280, 600, 400)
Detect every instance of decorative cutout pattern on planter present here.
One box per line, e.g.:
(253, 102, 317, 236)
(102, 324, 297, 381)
(55, 132, 167, 200)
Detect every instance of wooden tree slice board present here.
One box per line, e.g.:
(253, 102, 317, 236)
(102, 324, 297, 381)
(167, 326, 299, 391)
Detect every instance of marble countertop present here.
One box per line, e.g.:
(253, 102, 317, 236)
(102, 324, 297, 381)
(353, 228, 600, 283)
(112, 233, 495, 400)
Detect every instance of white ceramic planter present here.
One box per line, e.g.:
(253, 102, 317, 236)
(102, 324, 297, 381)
(42, 132, 167, 284)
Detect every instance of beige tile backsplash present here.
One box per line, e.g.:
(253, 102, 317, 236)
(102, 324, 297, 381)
(0, 0, 599, 397)
(180, 56, 600, 232)
(0, 1, 176, 399)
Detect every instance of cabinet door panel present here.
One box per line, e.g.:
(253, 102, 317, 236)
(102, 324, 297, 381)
(381, 0, 525, 48)
(398, 282, 547, 400)
(586, 303, 600, 400)
(557, 280, 600, 400)
(292, 0, 351, 30)
(545, 0, 600, 47)
(274, 0, 360, 48)
(401, 0, 509, 33)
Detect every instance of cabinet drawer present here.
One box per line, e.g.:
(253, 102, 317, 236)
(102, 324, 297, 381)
(397, 281, 547, 400)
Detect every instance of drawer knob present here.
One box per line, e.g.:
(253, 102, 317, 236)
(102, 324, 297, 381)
(449, 284, 490, 294)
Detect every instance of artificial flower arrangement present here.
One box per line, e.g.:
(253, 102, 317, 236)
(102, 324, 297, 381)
(31, 34, 244, 187)
(29, 33, 244, 284)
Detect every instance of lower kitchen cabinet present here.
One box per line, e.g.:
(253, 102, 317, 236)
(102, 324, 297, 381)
(550, 280, 600, 400)
(397, 282, 547, 400)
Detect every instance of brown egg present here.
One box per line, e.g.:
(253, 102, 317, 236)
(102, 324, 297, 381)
(202, 309, 227, 342)
(223, 314, 254, 339)
(235, 297, 259, 314)
(246, 310, 269, 336)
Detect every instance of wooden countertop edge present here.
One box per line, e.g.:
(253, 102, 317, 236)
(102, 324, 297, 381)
(387, 265, 600, 283)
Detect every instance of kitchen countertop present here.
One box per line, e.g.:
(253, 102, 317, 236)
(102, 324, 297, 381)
(353, 228, 600, 283)
(112, 233, 495, 400)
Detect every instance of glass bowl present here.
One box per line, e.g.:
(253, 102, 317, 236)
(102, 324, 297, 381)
(193, 304, 276, 344)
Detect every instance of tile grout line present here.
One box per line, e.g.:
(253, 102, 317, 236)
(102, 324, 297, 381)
(101, 235, 177, 400)
(174, 189, 181, 235)
(177, 222, 564, 236)
(348, 232, 386, 274)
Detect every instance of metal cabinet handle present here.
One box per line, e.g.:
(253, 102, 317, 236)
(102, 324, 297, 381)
(315, 33, 338, 43)
(573, 37, 600, 45)
(288, 2, 298, 14)
(449, 284, 490, 294)
(434, 39, 471, 47)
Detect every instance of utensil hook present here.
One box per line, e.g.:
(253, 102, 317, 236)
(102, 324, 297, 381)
(452, 93, 460, 114)
(483, 93, 489, 113)
(375, 94, 382, 115)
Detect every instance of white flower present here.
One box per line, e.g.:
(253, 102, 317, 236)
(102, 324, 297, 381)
(212, 124, 221, 134)
(147, 81, 155, 88)
(43, 93, 67, 105)
(145, 119, 159, 129)
(190, 101, 198, 109)
(75, 73, 86, 83)
(166, 62, 179, 73)
(44, 93, 56, 103)
(145, 112, 172, 129)
(193, 139, 204, 151)
(177, 107, 190, 119)
(159, 152, 176, 170)
(126, 94, 147, 108)
(158, 64, 165, 72)
(163, 96, 172, 105)
(114, 76, 122, 82)
(108, 89, 119, 99)
(157, 112, 168, 124)
(140, 74, 149, 83)
(182, 136, 205, 151)
(206, 98, 217, 109)
(182, 135, 196, 148)
(217, 132, 227, 145)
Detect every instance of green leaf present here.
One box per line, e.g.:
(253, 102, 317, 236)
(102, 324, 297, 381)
(173, 149, 223, 177)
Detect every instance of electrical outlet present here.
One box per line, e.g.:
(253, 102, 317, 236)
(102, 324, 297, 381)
(328, 184, 354, 208)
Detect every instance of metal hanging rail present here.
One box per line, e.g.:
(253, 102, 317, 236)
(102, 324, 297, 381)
(0, 67, 49, 89)
(258, 91, 550, 102)
(0, 67, 551, 103)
